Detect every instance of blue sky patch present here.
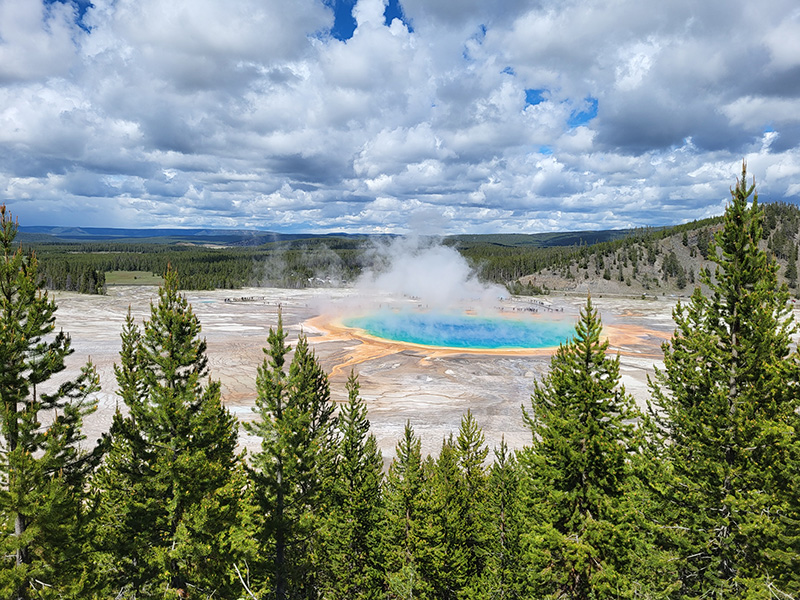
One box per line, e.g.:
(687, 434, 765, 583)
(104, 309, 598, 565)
(324, 0, 357, 41)
(324, 0, 412, 41)
(568, 96, 598, 127)
(385, 0, 413, 31)
(525, 89, 547, 106)
(43, 0, 93, 32)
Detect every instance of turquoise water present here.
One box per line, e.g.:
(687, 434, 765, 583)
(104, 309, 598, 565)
(343, 310, 576, 350)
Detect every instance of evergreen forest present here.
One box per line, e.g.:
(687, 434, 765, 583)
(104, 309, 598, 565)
(17, 199, 800, 298)
(2, 165, 800, 599)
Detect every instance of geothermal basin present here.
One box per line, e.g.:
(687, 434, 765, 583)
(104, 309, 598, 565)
(50, 286, 680, 461)
(342, 309, 577, 350)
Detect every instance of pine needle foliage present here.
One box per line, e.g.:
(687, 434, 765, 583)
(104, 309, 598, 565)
(648, 162, 800, 598)
(405, 413, 492, 598)
(0, 205, 101, 600)
(477, 439, 526, 600)
(92, 266, 242, 598)
(383, 421, 426, 599)
(321, 370, 385, 599)
(520, 295, 643, 599)
(418, 435, 467, 599)
(454, 410, 490, 595)
(245, 311, 338, 600)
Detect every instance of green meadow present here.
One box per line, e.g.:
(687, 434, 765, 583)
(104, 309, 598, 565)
(104, 270, 164, 286)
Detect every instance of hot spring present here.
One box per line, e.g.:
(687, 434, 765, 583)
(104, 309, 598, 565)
(342, 309, 577, 350)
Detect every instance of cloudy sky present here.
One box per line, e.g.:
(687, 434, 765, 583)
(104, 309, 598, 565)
(1, 0, 799, 234)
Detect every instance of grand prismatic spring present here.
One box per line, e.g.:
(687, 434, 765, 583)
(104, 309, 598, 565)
(342, 309, 577, 350)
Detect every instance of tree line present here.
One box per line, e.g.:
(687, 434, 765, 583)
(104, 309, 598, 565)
(25, 238, 365, 293)
(2, 164, 799, 599)
(23, 201, 800, 297)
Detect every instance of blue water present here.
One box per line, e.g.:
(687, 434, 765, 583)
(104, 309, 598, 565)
(343, 310, 576, 350)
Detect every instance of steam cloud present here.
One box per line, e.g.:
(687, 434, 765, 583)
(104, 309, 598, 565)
(356, 236, 507, 311)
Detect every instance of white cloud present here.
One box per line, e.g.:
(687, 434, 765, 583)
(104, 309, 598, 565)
(614, 39, 660, 92)
(353, 0, 388, 29)
(0, 1, 80, 82)
(723, 97, 800, 128)
(763, 8, 800, 70)
(1, 0, 799, 233)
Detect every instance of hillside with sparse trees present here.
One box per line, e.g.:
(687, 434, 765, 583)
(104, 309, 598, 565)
(500, 202, 800, 298)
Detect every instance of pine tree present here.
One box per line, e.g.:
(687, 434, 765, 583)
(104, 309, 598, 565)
(520, 296, 643, 599)
(245, 312, 338, 599)
(321, 370, 385, 599)
(476, 438, 526, 600)
(92, 266, 244, 598)
(454, 410, 490, 594)
(785, 242, 797, 288)
(648, 163, 800, 597)
(0, 205, 102, 599)
(418, 436, 467, 600)
(406, 413, 492, 600)
(383, 421, 426, 599)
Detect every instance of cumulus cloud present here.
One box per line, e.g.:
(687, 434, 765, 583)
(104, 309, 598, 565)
(0, 0, 799, 233)
(0, 1, 81, 82)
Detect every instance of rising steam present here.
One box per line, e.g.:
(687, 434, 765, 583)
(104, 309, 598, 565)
(355, 236, 506, 311)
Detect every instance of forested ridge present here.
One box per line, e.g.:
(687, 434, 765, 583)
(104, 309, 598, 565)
(489, 203, 800, 297)
(19, 201, 800, 297)
(2, 165, 800, 599)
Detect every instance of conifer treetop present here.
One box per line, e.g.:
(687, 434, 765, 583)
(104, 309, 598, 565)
(0, 205, 101, 598)
(646, 162, 800, 596)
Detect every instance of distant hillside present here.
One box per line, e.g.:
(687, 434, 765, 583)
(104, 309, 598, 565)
(16, 204, 800, 296)
(446, 228, 649, 249)
(21, 225, 640, 248)
(508, 202, 800, 298)
(17, 226, 371, 246)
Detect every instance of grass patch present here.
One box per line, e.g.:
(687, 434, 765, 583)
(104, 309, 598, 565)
(105, 270, 164, 286)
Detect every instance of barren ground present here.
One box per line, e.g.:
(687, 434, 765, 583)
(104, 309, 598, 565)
(51, 286, 683, 461)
